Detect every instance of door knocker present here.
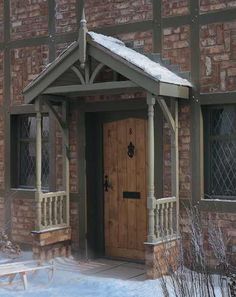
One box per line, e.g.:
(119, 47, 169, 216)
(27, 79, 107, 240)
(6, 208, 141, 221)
(127, 142, 135, 158)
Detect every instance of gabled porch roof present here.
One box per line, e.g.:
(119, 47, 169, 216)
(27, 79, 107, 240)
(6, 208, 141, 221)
(23, 30, 192, 103)
(24, 15, 190, 246)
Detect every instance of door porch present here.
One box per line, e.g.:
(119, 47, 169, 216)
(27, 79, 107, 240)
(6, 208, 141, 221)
(22, 13, 192, 276)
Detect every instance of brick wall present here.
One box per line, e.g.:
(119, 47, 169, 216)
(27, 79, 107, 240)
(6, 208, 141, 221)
(181, 209, 236, 267)
(0, 51, 3, 106)
(162, 0, 189, 17)
(69, 109, 78, 193)
(200, 21, 236, 93)
(11, 198, 35, 244)
(200, 0, 236, 13)
(10, 45, 49, 105)
(85, 0, 152, 29)
(117, 31, 153, 53)
(163, 102, 191, 199)
(70, 200, 79, 250)
(163, 25, 191, 72)
(0, 0, 3, 42)
(55, 0, 77, 34)
(10, 0, 48, 40)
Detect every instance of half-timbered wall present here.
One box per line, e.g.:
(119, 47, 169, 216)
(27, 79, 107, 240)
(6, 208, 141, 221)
(0, 1, 235, 261)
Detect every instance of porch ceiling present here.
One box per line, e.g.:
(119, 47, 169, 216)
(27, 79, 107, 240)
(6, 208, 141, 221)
(23, 31, 192, 103)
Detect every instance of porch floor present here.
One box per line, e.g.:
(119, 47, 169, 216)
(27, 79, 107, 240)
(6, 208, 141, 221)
(54, 257, 146, 281)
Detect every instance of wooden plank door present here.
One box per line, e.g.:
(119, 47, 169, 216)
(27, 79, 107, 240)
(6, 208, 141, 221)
(103, 118, 147, 260)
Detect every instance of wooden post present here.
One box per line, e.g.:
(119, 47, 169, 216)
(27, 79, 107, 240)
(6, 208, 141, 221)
(62, 101, 70, 226)
(147, 93, 156, 242)
(171, 100, 179, 235)
(78, 9, 88, 69)
(35, 98, 42, 231)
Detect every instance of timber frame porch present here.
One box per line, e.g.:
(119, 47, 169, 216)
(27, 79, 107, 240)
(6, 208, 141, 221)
(23, 12, 192, 258)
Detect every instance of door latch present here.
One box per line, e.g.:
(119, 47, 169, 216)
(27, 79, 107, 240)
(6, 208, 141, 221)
(104, 175, 112, 192)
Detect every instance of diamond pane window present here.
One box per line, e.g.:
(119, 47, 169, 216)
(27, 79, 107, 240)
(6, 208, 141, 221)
(17, 115, 49, 189)
(203, 105, 236, 199)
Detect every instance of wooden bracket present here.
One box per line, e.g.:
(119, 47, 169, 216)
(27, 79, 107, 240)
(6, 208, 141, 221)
(157, 97, 175, 134)
(43, 97, 68, 130)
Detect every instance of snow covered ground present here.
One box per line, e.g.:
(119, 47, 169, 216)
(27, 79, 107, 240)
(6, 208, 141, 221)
(0, 253, 227, 297)
(0, 253, 160, 297)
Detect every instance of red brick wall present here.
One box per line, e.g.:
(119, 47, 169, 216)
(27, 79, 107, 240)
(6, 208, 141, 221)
(117, 31, 153, 52)
(181, 209, 236, 267)
(200, 21, 236, 93)
(11, 198, 35, 244)
(200, 0, 236, 13)
(163, 25, 191, 72)
(0, 0, 3, 42)
(70, 200, 79, 250)
(85, 0, 152, 29)
(178, 104, 191, 200)
(69, 109, 78, 193)
(10, 0, 48, 40)
(163, 103, 191, 199)
(0, 51, 3, 106)
(55, 0, 77, 34)
(162, 0, 189, 17)
(10, 45, 49, 105)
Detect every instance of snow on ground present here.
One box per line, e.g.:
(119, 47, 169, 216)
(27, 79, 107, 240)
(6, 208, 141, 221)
(0, 252, 225, 297)
(0, 252, 160, 297)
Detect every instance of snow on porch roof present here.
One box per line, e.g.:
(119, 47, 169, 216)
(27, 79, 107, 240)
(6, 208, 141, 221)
(23, 31, 192, 103)
(88, 32, 192, 88)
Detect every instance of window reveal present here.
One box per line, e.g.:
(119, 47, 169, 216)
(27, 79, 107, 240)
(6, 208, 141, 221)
(203, 105, 236, 199)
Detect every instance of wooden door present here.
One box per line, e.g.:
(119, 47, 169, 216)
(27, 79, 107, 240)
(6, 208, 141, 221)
(103, 118, 147, 260)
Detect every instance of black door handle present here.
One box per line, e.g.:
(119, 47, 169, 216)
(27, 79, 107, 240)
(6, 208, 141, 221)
(104, 175, 112, 192)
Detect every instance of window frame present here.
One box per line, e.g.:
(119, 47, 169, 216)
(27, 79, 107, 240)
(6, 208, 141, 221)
(11, 113, 50, 191)
(202, 104, 236, 201)
(191, 96, 236, 213)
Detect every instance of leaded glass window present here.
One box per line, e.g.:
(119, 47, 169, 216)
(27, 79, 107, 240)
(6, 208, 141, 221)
(203, 105, 236, 200)
(17, 115, 49, 189)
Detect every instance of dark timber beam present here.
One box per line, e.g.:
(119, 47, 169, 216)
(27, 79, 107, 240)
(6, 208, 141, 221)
(152, 0, 162, 53)
(190, 0, 202, 204)
(200, 92, 236, 105)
